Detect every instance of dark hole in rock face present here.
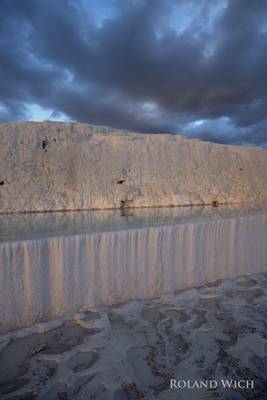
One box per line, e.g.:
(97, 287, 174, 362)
(117, 179, 125, 184)
(212, 200, 219, 207)
(240, 168, 243, 171)
(41, 139, 48, 151)
(0, 181, 4, 185)
(120, 199, 133, 209)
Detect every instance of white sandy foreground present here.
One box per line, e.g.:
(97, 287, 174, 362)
(1, 121, 267, 213)
(0, 271, 267, 400)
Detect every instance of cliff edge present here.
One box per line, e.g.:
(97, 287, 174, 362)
(1, 121, 267, 213)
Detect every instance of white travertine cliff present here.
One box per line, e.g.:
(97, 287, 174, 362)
(0, 121, 267, 213)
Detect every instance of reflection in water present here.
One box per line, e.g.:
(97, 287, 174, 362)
(1, 203, 267, 242)
(0, 204, 267, 333)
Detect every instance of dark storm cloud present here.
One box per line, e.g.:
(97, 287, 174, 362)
(0, 0, 267, 146)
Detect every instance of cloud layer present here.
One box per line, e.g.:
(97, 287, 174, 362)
(1, 0, 267, 146)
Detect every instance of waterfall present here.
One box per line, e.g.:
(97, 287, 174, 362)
(1, 206, 267, 333)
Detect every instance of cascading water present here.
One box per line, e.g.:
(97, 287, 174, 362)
(1, 204, 267, 333)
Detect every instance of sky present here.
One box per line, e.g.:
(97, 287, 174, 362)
(0, 0, 267, 147)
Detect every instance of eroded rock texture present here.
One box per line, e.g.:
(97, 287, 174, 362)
(1, 121, 267, 212)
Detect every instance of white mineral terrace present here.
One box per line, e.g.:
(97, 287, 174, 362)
(1, 204, 267, 333)
(1, 121, 267, 213)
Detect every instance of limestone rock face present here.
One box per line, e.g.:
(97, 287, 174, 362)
(0, 121, 267, 213)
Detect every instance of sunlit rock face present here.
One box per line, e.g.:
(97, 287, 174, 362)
(1, 121, 267, 213)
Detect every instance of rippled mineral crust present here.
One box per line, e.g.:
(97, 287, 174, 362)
(1, 121, 267, 213)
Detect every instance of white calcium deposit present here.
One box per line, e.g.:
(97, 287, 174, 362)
(1, 210, 267, 333)
(1, 121, 267, 213)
